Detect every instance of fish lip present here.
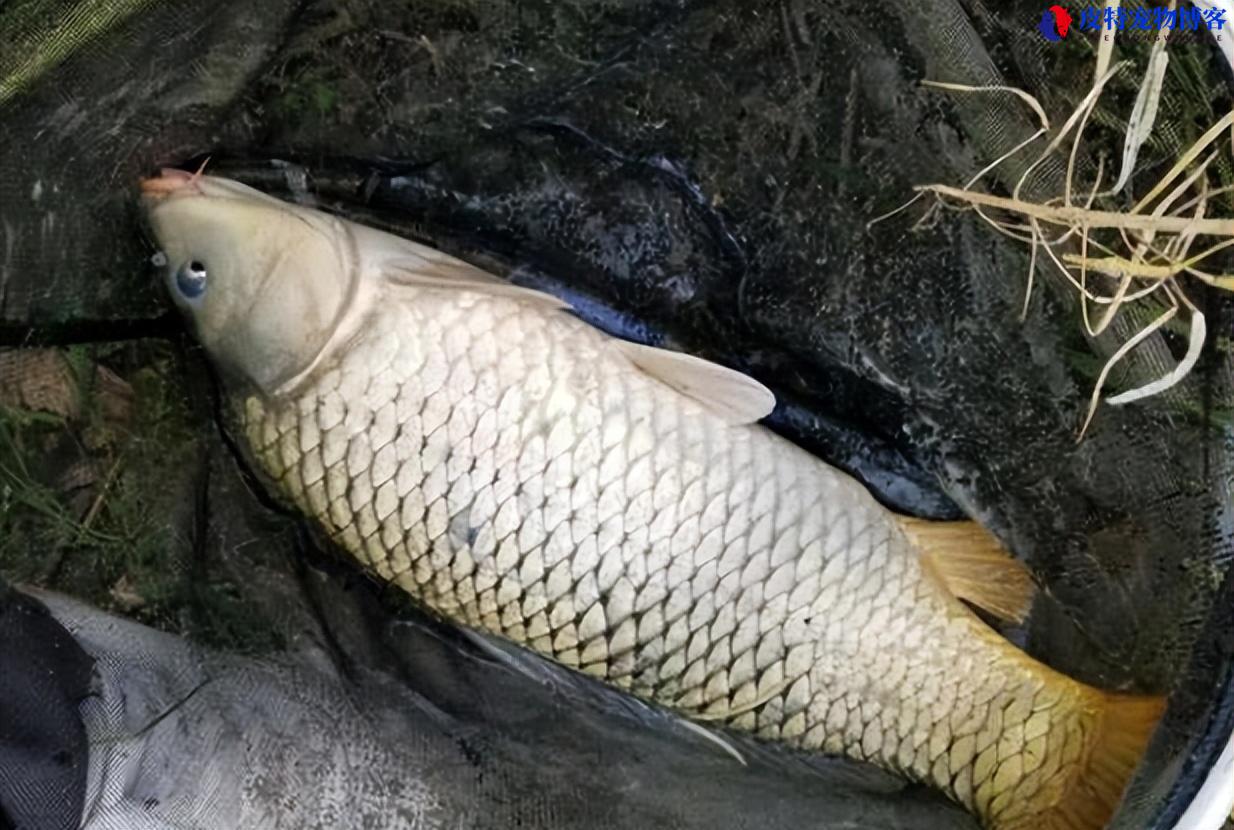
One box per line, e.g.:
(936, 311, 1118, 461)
(139, 168, 204, 201)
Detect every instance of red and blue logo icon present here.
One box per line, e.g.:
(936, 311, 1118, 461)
(1038, 4, 1074, 39)
(1038, 5, 1225, 40)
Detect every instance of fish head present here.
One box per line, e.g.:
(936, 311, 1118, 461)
(140, 170, 356, 395)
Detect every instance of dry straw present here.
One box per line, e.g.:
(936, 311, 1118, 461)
(875, 0, 1233, 439)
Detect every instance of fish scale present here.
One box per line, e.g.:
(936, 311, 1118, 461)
(239, 287, 1082, 827)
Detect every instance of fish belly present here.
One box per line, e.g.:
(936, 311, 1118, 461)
(238, 289, 1091, 824)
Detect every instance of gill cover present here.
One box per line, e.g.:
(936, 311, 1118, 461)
(142, 176, 356, 395)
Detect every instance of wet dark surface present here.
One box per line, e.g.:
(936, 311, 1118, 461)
(1, 1, 1231, 828)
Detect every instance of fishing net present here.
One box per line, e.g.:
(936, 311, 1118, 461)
(4, 582, 979, 830)
(0, 0, 1230, 828)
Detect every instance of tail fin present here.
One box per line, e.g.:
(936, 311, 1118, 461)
(998, 693, 1166, 830)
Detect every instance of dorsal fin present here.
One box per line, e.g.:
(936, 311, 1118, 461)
(382, 255, 569, 310)
(374, 233, 774, 425)
(896, 516, 1036, 624)
(616, 340, 776, 426)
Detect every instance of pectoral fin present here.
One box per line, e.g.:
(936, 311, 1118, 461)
(896, 516, 1035, 624)
(616, 341, 776, 426)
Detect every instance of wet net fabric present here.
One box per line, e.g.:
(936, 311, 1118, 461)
(0, 0, 298, 328)
(13, 586, 976, 830)
(0, 1, 1231, 828)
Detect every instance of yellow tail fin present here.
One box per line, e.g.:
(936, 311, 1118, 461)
(896, 517, 1036, 624)
(999, 693, 1166, 830)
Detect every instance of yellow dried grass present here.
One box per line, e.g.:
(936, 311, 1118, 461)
(883, 0, 1231, 438)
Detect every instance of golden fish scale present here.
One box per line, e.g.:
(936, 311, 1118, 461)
(240, 289, 1095, 827)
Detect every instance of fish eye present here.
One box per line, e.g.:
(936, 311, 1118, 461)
(174, 260, 208, 299)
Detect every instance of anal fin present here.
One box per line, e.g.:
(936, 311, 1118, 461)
(895, 517, 1035, 624)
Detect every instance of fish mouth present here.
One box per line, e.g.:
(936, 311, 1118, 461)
(139, 166, 208, 202)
